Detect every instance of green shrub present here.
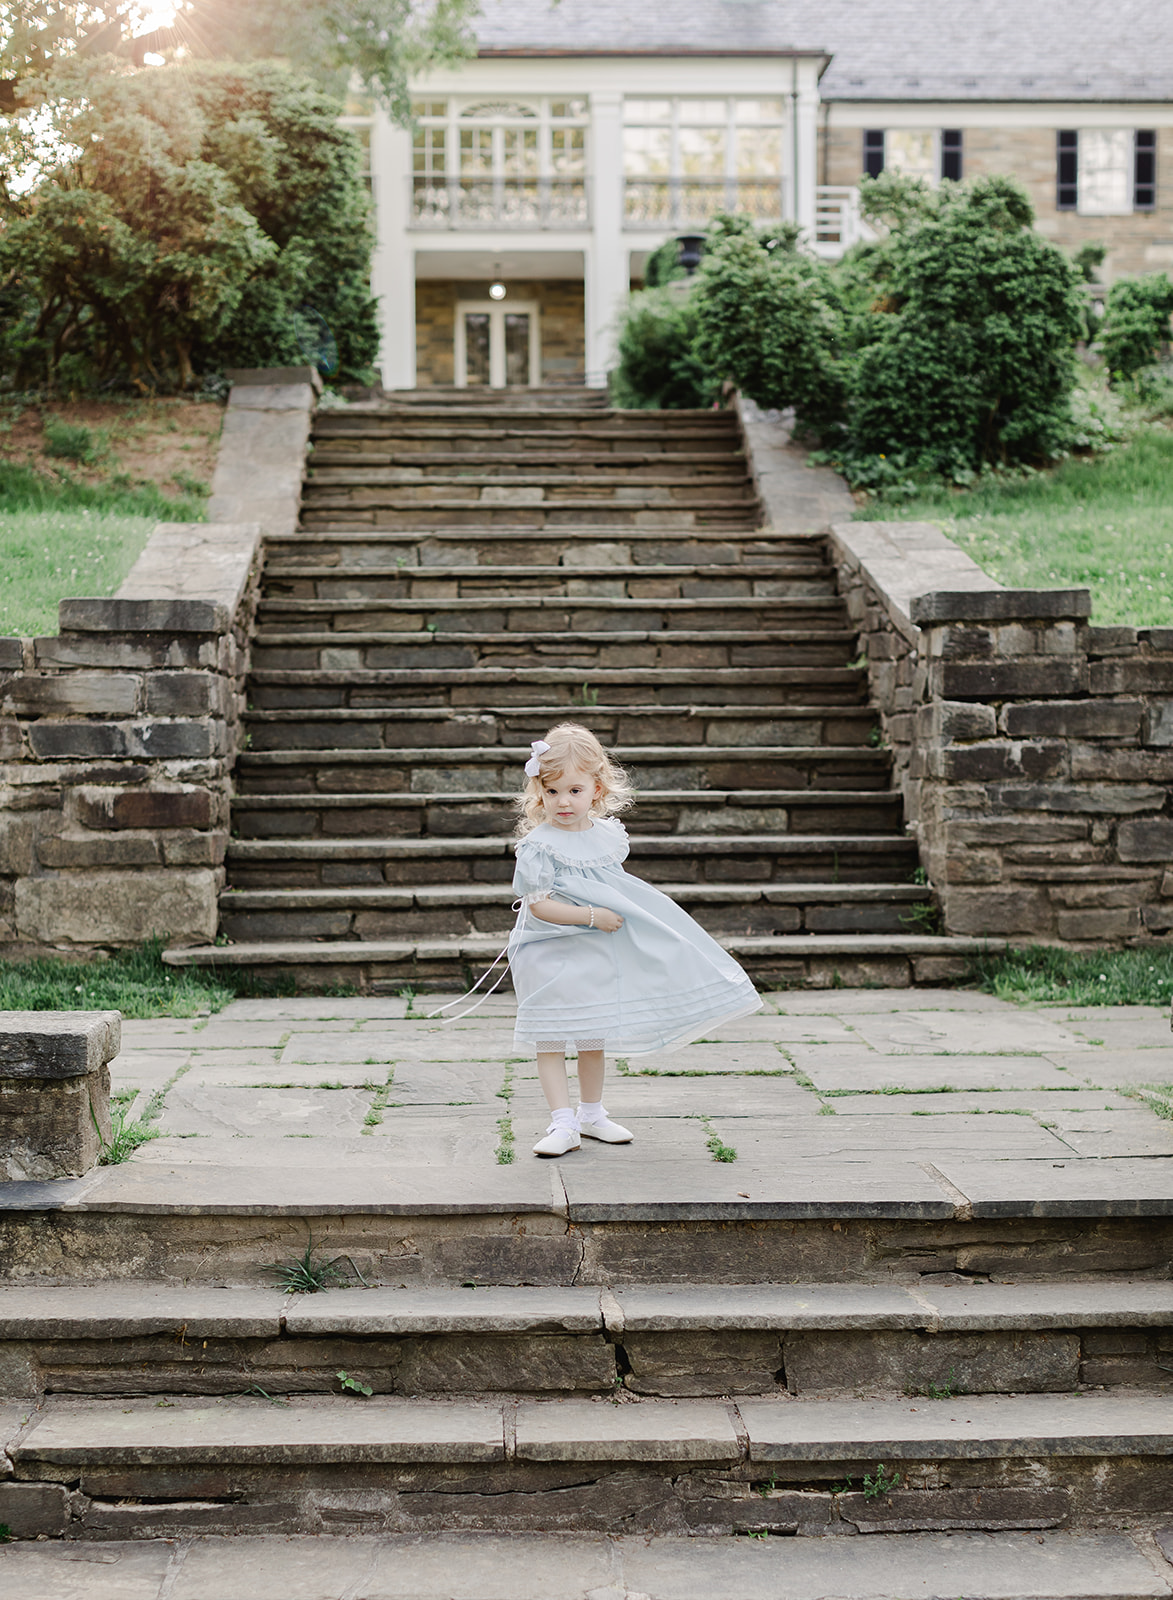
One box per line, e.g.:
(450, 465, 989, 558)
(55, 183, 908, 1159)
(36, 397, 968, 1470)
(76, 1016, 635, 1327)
(692, 227, 847, 430)
(845, 177, 1084, 477)
(611, 287, 715, 410)
(1099, 273, 1173, 381)
(42, 419, 105, 464)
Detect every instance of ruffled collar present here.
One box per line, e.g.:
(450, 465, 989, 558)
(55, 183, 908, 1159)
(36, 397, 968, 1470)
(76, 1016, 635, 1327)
(516, 816, 629, 868)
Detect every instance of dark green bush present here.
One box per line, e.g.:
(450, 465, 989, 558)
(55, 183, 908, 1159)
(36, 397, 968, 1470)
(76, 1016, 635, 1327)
(845, 177, 1084, 476)
(1099, 273, 1173, 381)
(610, 287, 715, 410)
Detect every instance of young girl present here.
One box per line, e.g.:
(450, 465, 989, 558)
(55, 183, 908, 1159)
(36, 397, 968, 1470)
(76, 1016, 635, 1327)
(510, 722, 761, 1157)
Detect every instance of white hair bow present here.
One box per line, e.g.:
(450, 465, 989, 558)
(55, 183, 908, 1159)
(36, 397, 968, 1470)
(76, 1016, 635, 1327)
(524, 739, 550, 778)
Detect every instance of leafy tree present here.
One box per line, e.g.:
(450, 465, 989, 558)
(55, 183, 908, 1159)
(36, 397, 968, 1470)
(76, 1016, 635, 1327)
(1, 1, 475, 123)
(0, 59, 378, 388)
(1098, 273, 1173, 380)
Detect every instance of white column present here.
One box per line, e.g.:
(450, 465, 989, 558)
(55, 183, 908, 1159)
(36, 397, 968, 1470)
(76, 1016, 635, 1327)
(794, 70, 820, 238)
(586, 89, 627, 388)
(371, 110, 417, 390)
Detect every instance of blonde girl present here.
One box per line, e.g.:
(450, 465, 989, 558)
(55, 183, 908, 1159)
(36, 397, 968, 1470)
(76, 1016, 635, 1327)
(510, 722, 760, 1157)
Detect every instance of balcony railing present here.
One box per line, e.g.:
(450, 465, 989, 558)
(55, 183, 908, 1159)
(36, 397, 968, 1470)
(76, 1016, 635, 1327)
(811, 186, 874, 259)
(623, 177, 785, 229)
(410, 176, 590, 230)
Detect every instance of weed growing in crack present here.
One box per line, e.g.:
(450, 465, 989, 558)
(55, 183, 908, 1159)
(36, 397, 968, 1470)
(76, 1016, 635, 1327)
(863, 1463, 901, 1499)
(267, 1238, 369, 1295)
(495, 1060, 516, 1164)
(362, 1066, 395, 1131)
(337, 1370, 373, 1396)
(692, 1113, 737, 1163)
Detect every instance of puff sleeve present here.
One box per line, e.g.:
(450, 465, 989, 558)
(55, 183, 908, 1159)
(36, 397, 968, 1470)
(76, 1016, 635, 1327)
(512, 840, 557, 907)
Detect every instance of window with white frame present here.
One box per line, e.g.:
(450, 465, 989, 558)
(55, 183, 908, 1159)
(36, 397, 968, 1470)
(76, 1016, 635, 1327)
(410, 98, 589, 228)
(623, 97, 786, 227)
(861, 128, 962, 184)
(1055, 129, 1158, 215)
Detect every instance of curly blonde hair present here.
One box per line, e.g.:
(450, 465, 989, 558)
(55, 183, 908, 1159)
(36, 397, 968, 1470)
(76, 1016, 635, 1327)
(515, 722, 634, 836)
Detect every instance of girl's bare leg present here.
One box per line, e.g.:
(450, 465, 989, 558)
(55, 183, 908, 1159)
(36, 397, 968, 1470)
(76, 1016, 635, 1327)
(576, 1049, 605, 1105)
(536, 1051, 572, 1113)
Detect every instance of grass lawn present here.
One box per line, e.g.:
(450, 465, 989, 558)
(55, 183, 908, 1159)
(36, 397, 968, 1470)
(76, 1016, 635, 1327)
(0, 397, 220, 637)
(0, 939, 298, 1019)
(971, 944, 1173, 1007)
(858, 426, 1173, 628)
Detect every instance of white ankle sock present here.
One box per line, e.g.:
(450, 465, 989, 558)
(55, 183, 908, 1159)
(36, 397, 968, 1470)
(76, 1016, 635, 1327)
(578, 1101, 605, 1121)
(550, 1107, 578, 1131)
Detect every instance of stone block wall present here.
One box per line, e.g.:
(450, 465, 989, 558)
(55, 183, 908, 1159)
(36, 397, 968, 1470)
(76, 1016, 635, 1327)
(831, 521, 1173, 944)
(415, 280, 586, 386)
(0, 369, 315, 955)
(821, 121, 1173, 279)
(0, 584, 258, 952)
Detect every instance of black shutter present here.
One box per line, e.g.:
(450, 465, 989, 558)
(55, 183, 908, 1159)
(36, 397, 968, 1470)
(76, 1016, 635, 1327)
(863, 129, 884, 178)
(941, 129, 963, 181)
(1135, 130, 1156, 210)
(1057, 130, 1078, 210)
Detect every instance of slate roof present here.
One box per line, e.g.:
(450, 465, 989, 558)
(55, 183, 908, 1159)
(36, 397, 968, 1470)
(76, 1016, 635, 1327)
(473, 0, 1173, 101)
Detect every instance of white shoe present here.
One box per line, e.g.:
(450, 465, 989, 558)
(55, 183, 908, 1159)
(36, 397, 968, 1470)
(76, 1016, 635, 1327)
(577, 1108, 633, 1144)
(533, 1123, 581, 1157)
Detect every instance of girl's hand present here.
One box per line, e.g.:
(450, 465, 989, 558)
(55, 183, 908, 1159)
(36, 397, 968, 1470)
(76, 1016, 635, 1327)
(592, 908, 623, 933)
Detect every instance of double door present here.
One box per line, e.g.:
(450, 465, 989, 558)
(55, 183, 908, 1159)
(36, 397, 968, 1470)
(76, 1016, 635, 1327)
(454, 300, 540, 388)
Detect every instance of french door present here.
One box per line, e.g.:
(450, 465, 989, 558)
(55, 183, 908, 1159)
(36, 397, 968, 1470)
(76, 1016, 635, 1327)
(454, 301, 540, 388)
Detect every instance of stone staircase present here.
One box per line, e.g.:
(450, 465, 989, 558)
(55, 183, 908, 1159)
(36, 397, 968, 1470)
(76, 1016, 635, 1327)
(169, 392, 991, 990)
(4, 1234, 1173, 1539)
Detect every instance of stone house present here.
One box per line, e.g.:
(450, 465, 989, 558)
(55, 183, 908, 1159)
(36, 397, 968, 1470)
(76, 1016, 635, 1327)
(349, 0, 1173, 389)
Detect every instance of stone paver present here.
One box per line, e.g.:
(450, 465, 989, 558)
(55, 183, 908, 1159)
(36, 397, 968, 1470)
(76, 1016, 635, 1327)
(3, 1531, 1167, 1600)
(516, 1398, 739, 1461)
(796, 1055, 1077, 1091)
(80, 992, 1173, 1220)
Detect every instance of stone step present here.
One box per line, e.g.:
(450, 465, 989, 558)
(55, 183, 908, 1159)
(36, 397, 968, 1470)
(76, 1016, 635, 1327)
(235, 744, 894, 794)
(256, 595, 847, 634)
(218, 879, 926, 942)
(308, 448, 746, 469)
(230, 788, 901, 837)
(0, 1532, 1162, 1592)
(4, 1280, 1172, 1401)
(250, 630, 859, 673)
(163, 931, 975, 988)
(267, 528, 822, 567)
(299, 504, 758, 532)
(313, 411, 738, 435)
(307, 461, 750, 483)
(240, 705, 879, 754)
(245, 667, 867, 711)
(7, 1390, 1171, 1538)
(224, 833, 918, 893)
(261, 562, 836, 600)
(301, 482, 757, 507)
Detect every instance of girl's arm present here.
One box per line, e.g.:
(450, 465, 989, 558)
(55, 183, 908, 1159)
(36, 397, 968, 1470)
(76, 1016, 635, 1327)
(528, 897, 623, 933)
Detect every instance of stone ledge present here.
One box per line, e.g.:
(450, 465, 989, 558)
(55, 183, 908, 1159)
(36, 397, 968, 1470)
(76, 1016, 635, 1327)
(58, 597, 231, 636)
(912, 588, 1093, 624)
(0, 1011, 120, 1079)
(115, 522, 262, 615)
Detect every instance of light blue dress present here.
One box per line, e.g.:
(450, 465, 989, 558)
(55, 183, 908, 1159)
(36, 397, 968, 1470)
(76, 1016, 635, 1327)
(510, 816, 761, 1056)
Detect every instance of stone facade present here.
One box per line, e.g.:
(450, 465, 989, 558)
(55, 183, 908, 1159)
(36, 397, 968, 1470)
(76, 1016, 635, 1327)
(415, 280, 586, 387)
(831, 521, 1173, 944)
(822, 122, 1173, 279)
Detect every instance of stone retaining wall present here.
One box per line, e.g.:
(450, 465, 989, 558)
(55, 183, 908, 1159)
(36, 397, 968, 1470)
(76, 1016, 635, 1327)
(0, 370, 316, 954)
(831, 521, 1173, 944)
